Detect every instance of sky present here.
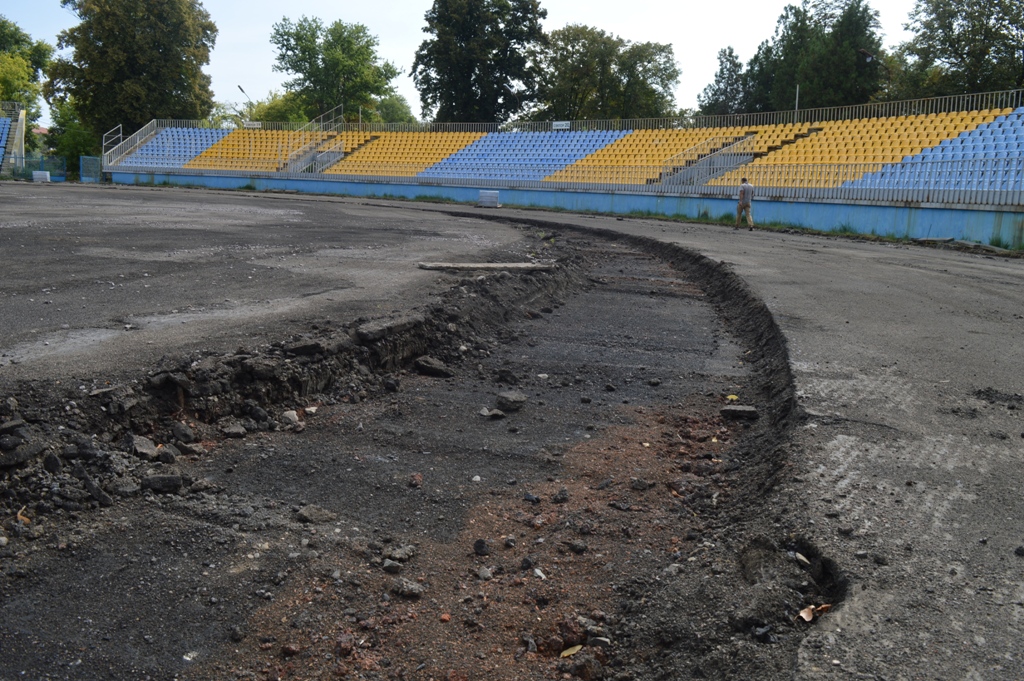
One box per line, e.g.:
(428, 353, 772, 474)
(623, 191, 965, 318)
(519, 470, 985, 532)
(5, 0, 918, 128)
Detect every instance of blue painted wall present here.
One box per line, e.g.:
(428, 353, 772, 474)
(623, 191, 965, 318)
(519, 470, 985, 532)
(111, 171, 1024, 248)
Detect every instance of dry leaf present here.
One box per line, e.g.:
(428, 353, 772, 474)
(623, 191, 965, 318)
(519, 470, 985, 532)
(16, 506, 30, 525)
(816, 604, 832, 615)
(726, 395, 739, 401)
(560, 645, 583, 658)
(795, 552, 810, 565)
(798, 606, 815, 622)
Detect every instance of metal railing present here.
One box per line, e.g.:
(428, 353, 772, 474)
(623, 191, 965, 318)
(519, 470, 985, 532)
(0, 101, 24, 118)
(104, 157, 1024, 208)
(660, 135, 756, 185)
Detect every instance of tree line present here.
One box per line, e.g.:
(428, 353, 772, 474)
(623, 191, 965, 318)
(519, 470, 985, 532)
(699, 0, 1024, 116)
(1, 0, 1021, 175)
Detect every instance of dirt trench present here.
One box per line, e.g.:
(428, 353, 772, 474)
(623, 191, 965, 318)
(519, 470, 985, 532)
(0, 225, 845, 681)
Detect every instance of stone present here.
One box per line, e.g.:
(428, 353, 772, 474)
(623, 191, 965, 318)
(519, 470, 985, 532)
(479, 408, 506, 419)
(383, 559, 403, 574)
(552, 487, 569, 504)
(385, 545, 417, 562)
(391, 577, 425, 598)
(357, 315, 424, 343)
(220, 421, 247, 438)
(171, 421, 196, 444)
(296, 505, 338, 524)
(478, 566, 493, 581)
(474, 539, 491, 556)
(1014, 546, 1024, 557)
(0, 419, 27, 435)
(0, 434, 21, 451)
(0, 442, 46, 468)
(142, 474, 183, 494)
(720, 404, 760, 420)
(495, 390, 528, 412)
(157, 443, 180, 464)
(131, 435, 159, 460)
(566, 540, 588, 555)
(43, 452, 62, 474)
(414, 356, 454, 378)
(281, 410, 300, 426)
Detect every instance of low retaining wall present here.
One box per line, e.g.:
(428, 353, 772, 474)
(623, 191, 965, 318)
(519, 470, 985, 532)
(110, 171, 1024, 248)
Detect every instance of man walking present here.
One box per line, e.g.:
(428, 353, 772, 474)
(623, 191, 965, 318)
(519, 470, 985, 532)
(736, 177, 754, 229)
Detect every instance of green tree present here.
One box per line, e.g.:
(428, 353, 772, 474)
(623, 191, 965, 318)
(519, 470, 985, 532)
(0, 15, 53, 150)
(46, 0, 218, 135)
(271, 17, 398, 120)
(699, 0, 886, 116)
(800, 0, 883, 107)
(533, 25, 622, 120)
(45, 99, 99, 177)
(742, 41, 777, 112)
(376, 94, 417, 124)
(231, 91, 309, 125)
(0, 15, 52, 82)
(412, 0, 547, 122)
(698, 47, 746, 115)
(904, 0, 1024, 93)
(613, 41, 680, 118)
(534, 25, 679, 120)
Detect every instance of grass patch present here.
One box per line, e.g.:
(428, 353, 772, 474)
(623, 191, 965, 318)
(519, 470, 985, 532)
(831, 223, 859, 235)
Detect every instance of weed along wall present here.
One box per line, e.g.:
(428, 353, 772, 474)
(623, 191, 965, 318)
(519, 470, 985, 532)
(111, 172, 1024, 248)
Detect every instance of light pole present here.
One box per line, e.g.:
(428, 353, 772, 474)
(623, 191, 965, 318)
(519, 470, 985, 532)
(503, 84, 522, 116)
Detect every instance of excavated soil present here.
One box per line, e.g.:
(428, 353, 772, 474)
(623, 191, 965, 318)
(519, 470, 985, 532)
(0, 222, 843, 680)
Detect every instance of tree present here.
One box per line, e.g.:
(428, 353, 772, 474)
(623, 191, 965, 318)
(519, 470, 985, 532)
(698, 48, 746, 115)
(0, 15, 53, 150)
(533, 25, 679, 121)
(698, 0, 886, 116)
(376, 95, 417, 124)
(800, 0, 883, 107)
(412, 0, 547, 122)
(46, 0, 218, 136)
(45, 99, 99, 176)
(904, 0, 1024, 93)
(533, 25, 622, 121)
(0, 15, 51, 82)
(271, 17, 398, 120)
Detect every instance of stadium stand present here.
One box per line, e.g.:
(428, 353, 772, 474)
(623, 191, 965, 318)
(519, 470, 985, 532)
(323, 131, 485, 177)
(709, 108, 1013, 188)
(419, 130, 631, 181)
(545, 124, 813, 184)
(185, 130, 337, 172)
(841, 107, 1024, 193)
(0, 117, 10, 170)
(117, 127, 231, 168)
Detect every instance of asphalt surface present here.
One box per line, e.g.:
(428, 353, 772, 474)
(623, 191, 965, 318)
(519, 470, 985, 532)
(0, 182, 523, 382)
(3, 182, 1023, 679)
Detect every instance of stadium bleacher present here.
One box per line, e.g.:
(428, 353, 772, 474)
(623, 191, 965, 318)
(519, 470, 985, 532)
(844, 107, 1024, 192)
(118, 127, 231, 169)
(709, 108, 1012, 188)
(323, 131, 485, 177)
(185, 129, 336, 172)
(419, 130, 630, 181)
(545, 124, 811, 184)
(0, 117, 10, 169)
(102, 94, 1023, 205)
